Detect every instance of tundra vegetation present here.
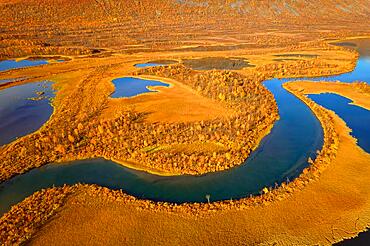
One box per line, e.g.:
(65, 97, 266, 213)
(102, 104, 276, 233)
(0, 63, 279, 180)
(0, 59, 349, 245)
(0, 88, 340, 244)
(0, 0, 369, 245)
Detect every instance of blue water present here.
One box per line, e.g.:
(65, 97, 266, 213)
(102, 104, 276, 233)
(111, 77, 170, 98)
(0, 81, 55, 146)
(0, 39, 368, 219)
(0, 59, 49, 72)
(0, 77, 323, 214)
(308, 93, 370, 153)
(336, 229, 370, 246)
(275, 57, 369, 85)
(0, 58, 61, 145)
(134, 61, 176, 68)
(135, 63, 166, 68)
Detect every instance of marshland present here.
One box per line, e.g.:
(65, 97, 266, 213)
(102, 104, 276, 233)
(0, 1, 370, 245)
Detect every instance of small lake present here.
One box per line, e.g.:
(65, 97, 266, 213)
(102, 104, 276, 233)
(0, 81, 55, 146)
(135, 63, 166, 68)
(0, 59, 49, 72)
(111, 77, 170, 98)
(308, 93, 370, 153)
(134, 60, 177, 68)
(274, 54, 319, 58)
(183, 57, 254, 70)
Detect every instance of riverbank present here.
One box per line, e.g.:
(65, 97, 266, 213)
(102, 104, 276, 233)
(0, 81, 56, 146)
(1, 83, 369, 245)
(286, 81, 370, 110)
(0, 55, 279, 180)
(103, 75, 238, 123)
(0, 40, 367, 245)
(0, 40, 359, 180)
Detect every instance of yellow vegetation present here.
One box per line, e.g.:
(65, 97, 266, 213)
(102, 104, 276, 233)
(2, 79, 369, 245)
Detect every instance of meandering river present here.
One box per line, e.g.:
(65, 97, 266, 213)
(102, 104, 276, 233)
(0, 66, 326, 213)
(0, 39, 369, 232)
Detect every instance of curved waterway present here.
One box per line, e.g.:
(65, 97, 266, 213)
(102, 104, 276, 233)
(0, 77, 324, 214)
(0, 39, 369, 218)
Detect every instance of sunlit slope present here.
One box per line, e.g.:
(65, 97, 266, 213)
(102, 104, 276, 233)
(0, 0, 369, 59)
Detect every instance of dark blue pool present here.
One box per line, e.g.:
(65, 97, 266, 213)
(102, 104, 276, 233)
(0, 59, 49, 72)
(111, 77, 170, 98)
(0, 81, 55, 146)
(308, 93, 370, 153)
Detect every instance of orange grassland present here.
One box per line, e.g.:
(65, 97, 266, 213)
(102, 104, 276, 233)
(1, 1, 370, 245)
(1, 42, 369, 245)
(26, 101, 370, 246)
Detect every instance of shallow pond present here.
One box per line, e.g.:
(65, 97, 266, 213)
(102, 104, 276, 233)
(0, 59, 49, 72)
(111, 77, 170, 98)
(134, 60, 177, 68)
(183, 57, 254, 70)
(0, 81, 55, 146)
(308, 93, 370, 153)
(135, 63, 166, 68)
(274, 54, 319, 58)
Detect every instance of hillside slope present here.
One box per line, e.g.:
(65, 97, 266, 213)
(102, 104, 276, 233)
(0, 0, 369, 58)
